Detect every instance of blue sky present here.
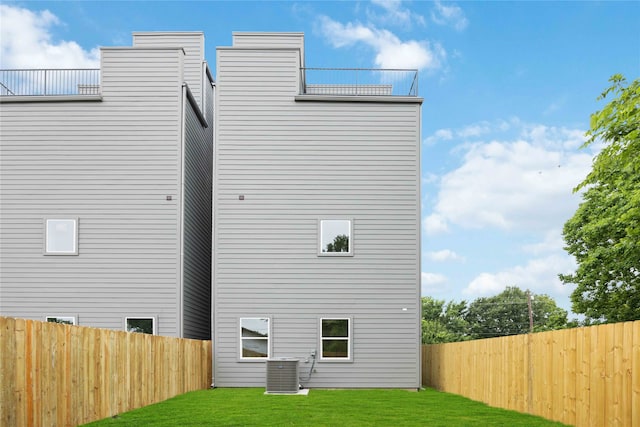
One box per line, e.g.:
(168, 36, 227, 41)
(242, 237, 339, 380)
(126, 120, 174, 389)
(1, 1, 639, 315)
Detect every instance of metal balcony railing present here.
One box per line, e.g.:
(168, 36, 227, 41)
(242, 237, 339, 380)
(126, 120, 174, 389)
(0, 69, 100, 96)
(300, 68, 418, 97)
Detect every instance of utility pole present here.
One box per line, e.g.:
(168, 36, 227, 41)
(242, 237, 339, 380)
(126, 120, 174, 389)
(527, 290, 533, 333)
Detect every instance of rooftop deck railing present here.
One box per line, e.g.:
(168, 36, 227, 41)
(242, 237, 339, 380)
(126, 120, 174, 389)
(0, 69, 100, 96)
(1, 68, 418, 97)
(300, 68, 418, 97)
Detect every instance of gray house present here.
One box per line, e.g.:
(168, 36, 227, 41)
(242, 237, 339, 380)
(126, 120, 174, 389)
(213, 33, 422, 388)
(0, 32, 214, 339)
(1, 31, 422, 388)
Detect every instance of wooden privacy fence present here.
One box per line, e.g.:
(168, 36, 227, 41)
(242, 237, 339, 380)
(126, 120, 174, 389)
(422, 320, 640, 427)
(0, 316, 212, 427)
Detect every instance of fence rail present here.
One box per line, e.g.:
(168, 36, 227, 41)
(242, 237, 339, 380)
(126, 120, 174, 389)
(422, 320, 640, 427)
(0, 69, 100, 96)
(301, 68, 418, 97)
(0, 316, 212, 427)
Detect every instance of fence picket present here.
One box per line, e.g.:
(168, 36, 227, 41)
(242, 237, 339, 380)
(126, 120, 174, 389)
(0, 317, 211, 427)
(632, 322, 640, 427)
(422, 320, 639, 427)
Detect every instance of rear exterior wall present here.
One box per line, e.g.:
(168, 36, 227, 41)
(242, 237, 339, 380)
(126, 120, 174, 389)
(214, 43, 421, 388)
(0, 48, 185, 336)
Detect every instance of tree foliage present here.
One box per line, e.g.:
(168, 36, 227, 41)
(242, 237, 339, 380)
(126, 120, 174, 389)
(560, 75, 640, 322)
(326, 234, 349, 252)
(421, 297, 469, 343)
(421, 287, 572, 343)
(464, 287, 569, 339)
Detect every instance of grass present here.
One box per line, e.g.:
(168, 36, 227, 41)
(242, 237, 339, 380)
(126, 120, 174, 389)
(83, 388, 568, 427)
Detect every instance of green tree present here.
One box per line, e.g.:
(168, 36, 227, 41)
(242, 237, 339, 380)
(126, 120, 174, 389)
(560, 75, 640, 322)
(422, 296, 446, 322)
(421, 297, 469, 343)
(441, 300, 469, 337)
(326, 234, 349, 252)
(464, 287, 569, 338)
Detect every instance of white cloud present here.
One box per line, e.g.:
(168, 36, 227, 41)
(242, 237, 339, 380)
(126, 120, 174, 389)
(422, 172, 439, 185)
(423, 213, 449, 235)
(318, 15, 445, 71)
(457, 121, 492, 138)
(463, 253, 576, 301)
(422, 272, 447, 284)
(426, 249, 464, 262)
(451, 119, 514, 140)
(369, 0, 425, 27)
(0, 5, 99, 69)
(520, 124, 585, 150)
(421, 272, 448, 295)
(431, 0, 468, 31)
(425, 122, 593, 234)
(463, 272, 505, 296)
(522, 228, 565, 256)
(424, 128, 453, 145)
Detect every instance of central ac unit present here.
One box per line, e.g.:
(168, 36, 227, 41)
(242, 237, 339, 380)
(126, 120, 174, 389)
(266, 358, 299, 393)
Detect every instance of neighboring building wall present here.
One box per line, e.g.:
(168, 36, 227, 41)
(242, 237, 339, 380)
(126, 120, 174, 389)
(214, 34, 421, 388)
(231, 32, 304, 66)
(0, 46, 195, 337)
(133, 32, 205, 109)
(182, 82, 214, 340)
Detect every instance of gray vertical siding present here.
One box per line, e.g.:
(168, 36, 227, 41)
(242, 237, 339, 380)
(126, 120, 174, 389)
(214, 35, 421, 387)
(181, 80, 214, 340)
(0, 47, 185, 336)
(133, 32, 205, 109)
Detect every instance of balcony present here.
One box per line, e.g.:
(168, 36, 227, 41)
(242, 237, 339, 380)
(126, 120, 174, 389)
(300, 68, 419, 97)
(0, 69, 100, 96)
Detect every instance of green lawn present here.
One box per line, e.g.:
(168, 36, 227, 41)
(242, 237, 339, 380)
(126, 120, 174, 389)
(84, 388, 568, 427)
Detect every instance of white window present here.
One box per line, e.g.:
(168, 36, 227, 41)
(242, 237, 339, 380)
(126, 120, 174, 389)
(240, 318, 270, 359)
(320, 318, 352, 361)
(46, 316, 76, 325)
(319, 219, 353, 256)
(126, 317, 155, 335)
(45, 218, 78, 255)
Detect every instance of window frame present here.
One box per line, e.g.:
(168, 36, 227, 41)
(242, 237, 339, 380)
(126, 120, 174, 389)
(239, 317, 271, 361)
(319, 317, 353, 362)
(44, 218, 78, 255)
(45, 316, 77, 325)
(318, 218, 354, 257)
(125, 317, 156, 335)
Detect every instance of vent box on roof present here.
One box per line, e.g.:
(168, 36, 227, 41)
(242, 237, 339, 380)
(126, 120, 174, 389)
(266, 358, 299, 393)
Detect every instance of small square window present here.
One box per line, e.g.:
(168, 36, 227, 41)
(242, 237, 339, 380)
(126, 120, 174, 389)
(319, 219, 353, 256)
(320, 318, 351, 360)
(45, 218, 78, 255)
(240, 317, 270, 359)
(46, 316, 76, 325)
(126, 317, 155, 334)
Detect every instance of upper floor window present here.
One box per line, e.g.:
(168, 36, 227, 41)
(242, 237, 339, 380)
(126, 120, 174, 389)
(319, 219, 353, 256)
(45, 218, 78, 255)
(240, 317, 270, 359)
